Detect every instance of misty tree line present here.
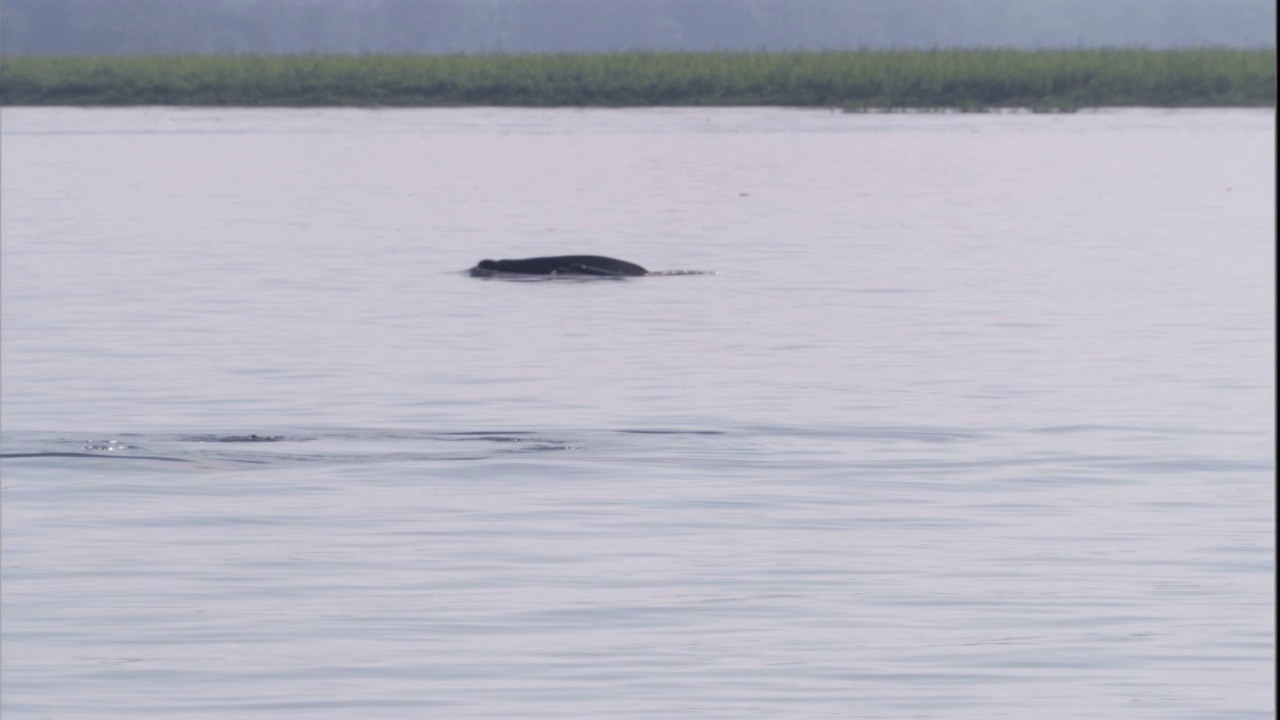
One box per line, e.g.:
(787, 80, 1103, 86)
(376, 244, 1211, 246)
(2, 0, 1274, 55)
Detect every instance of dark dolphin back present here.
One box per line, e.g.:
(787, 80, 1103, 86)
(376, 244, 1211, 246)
(553, 255, 649, 276)
(472, 255, 649, 277)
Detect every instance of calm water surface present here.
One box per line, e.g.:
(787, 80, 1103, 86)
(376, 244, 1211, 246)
(1, 108, 1274, 719)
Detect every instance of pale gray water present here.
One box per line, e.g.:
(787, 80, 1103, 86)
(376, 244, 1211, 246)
(1, 107, 1274, 719)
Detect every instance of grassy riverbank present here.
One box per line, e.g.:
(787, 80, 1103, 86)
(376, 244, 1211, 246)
(0, 49, 1273, 109)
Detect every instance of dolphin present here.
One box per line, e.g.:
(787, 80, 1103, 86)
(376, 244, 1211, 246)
(469, 255, 650, 277)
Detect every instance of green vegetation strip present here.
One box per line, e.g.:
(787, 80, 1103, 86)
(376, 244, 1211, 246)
(0, 50, 1273, 109)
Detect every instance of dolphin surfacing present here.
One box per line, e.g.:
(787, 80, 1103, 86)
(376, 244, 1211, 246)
(469, 255, 649, 278)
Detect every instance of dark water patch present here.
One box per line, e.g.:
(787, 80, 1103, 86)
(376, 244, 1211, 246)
(438, 431, 538, 436)
(0, 451, 190, 463)
(615, 429, 727, 435)
(179, 434, 295, 443)
(8, 423, 1246, 477)
(1028, 424, 1252, 436)
(440, 432, 544, 443)
(2, 428, 581, 469)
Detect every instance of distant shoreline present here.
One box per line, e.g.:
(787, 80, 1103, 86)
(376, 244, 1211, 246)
(1, 50, 1273, 110)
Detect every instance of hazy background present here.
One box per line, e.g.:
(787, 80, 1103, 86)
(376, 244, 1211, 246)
(2, 0, 1275, 55)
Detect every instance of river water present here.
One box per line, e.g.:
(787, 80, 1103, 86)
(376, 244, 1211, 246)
(1, 107, 1274, 719)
